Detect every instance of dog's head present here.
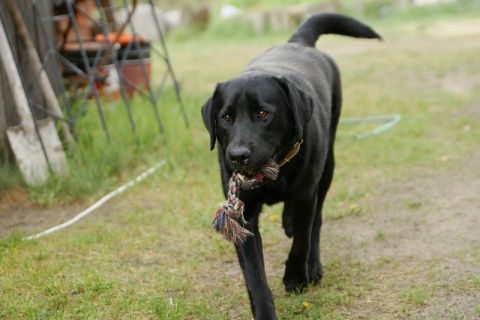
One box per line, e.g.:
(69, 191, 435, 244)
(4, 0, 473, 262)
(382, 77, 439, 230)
(202, 73, 313, 181)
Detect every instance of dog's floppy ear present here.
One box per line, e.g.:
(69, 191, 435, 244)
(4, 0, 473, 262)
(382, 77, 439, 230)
(201, 84, 220, 150)
(277, 77, 314, 143)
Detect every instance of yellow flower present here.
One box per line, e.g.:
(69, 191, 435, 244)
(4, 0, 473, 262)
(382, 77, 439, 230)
(302, 301, 309, 309)
(350, 204, 358, 211)
(269, 214, 279, 222)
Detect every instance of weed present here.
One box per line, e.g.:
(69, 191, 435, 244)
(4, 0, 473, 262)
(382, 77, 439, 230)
(0, 231, 24, 253)
(471, 274, 480, 288)
(407, 201, 422, 210)
(402, 285, 433, 305)
(0, 156, 24, 191)
(375, 231, 386, 241)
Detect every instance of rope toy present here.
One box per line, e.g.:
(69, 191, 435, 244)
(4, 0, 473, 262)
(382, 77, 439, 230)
(212, 160, 280, 244)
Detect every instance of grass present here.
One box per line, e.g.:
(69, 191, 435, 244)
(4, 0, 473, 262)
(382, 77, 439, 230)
(401, 285, 434, 305)
(1, 1, 480, 318)
(0, 157, 23, 192)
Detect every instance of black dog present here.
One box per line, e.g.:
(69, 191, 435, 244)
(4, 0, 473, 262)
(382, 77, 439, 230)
(202, 13, 381, 319)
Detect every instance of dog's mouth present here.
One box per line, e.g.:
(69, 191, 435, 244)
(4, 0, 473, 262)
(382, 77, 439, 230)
(235, 160, 280, 190)
(236, 170, 265, 190)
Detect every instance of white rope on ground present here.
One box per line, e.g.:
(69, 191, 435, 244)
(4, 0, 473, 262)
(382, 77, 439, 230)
(21, 114, 400, 242)
(23, 160, 167, 241)
(340, 114, 401, 139)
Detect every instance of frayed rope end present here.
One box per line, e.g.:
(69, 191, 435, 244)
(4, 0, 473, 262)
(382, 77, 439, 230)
(212, 208, 253, 244)
(212, 160, 280, 244)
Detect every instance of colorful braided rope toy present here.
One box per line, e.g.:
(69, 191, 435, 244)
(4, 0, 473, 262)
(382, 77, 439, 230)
(212, 160, 280, 244)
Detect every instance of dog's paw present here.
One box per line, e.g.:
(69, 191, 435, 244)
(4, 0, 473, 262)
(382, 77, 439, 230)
(283, 264, 309, 293)
(283, 275, 308, 293)
(308, 262, 323, 284)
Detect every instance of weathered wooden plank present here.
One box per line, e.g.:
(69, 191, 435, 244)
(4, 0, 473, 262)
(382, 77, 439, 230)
(0, 72, 7, 152)
(0, 0, 57, 154)
(0, 0, 20, 152)
(35, 0, 61, 95)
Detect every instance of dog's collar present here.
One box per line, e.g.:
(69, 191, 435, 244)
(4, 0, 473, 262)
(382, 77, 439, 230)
(278, 140, 303, 167)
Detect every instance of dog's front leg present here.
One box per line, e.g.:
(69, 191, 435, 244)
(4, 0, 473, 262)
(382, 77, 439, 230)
(235, 204, 277, 320)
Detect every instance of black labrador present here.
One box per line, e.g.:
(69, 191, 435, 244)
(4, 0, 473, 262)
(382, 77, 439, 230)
(202, 13, 381, 319)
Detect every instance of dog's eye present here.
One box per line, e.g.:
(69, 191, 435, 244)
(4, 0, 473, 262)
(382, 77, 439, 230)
(257, 110, 269, 119)
(222, 114, 232, 122)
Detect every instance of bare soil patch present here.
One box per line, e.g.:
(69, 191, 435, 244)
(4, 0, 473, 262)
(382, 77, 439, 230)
(0, 190, 86, 238)
(324, 146, 480, 318)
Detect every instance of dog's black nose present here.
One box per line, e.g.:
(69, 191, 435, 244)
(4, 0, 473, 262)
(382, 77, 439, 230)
(228, 147, 251, 165)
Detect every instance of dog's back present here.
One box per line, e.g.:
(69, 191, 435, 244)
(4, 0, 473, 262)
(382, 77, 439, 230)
(243, 13, 382, 106)
(244, 14, 381, 70)
(241, 14, 382, 149)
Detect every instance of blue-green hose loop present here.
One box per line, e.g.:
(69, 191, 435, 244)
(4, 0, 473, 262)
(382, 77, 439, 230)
(340, 114, 401, 139)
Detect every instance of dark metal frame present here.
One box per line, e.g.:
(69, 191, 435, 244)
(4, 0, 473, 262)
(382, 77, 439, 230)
(30, 0, 188, 147)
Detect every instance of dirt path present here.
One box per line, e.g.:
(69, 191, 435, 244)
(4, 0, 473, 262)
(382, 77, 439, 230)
(323, 147, 480, 318)
(0, 190, 87, 238)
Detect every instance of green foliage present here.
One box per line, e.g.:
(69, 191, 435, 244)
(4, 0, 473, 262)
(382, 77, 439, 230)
(0, 152, 24, 192)
(225, 0, 322, 10)
(0, 231, 23, 253)
(9, 90, 183, 206)
(401, 285, 434, 305)
(342, 0, 480, 18)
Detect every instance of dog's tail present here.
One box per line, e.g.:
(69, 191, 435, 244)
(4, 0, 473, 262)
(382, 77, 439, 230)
(288, 13, 382, 47)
